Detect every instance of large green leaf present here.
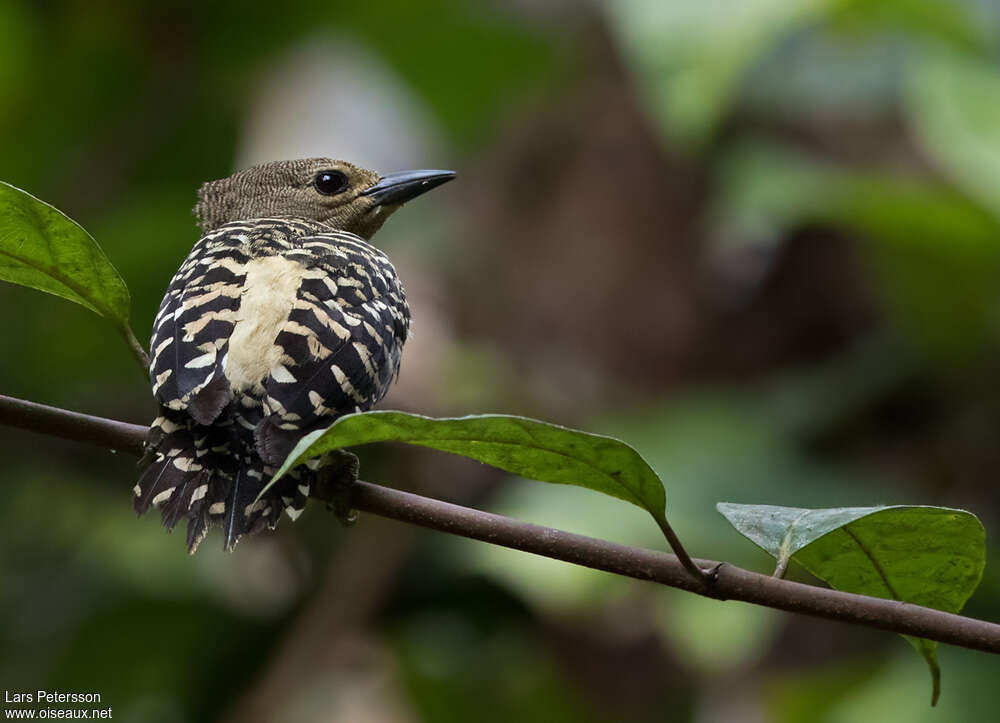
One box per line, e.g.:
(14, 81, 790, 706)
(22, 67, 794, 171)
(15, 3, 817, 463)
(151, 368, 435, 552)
(904, 48, 1000, 222)
(265, 410, 669, 525)
(0, 182, 130, 322)
(717, 503, 986, 704)
(0, 181, 147, 368)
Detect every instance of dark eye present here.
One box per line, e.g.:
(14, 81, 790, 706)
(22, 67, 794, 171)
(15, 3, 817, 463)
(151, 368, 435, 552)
(314, 170, 349, 195)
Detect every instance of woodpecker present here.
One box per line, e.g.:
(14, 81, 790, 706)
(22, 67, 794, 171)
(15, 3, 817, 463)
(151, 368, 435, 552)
(134, 158, 454, 552)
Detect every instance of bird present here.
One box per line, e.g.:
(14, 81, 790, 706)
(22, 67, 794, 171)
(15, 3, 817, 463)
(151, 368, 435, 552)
(133, 158, 455, 552)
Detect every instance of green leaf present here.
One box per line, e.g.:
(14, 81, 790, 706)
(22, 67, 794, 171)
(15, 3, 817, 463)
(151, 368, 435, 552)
(0, 182, 130, 322)
(717, 503, 986, 705)
(265, 410, 669, 523)
(0, 181, 147, 369)
(904, 48, 1000, 222)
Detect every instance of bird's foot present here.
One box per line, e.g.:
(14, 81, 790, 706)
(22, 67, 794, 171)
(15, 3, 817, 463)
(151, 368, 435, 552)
(312, 449, 360, 526)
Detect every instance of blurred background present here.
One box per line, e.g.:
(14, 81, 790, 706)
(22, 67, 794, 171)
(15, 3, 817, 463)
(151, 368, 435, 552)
(2, 0, 1000, 720)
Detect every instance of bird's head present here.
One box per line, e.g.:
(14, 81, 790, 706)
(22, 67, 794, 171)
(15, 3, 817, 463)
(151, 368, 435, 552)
(194, 158, 455, 239)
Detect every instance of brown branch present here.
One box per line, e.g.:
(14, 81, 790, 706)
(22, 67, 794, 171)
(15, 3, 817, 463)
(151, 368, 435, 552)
(0, 393, 146, 456)
(2, 392, 1000, 655)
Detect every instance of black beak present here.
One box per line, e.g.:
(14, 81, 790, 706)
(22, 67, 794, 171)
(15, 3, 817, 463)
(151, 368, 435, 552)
(362, 169, 456, 206)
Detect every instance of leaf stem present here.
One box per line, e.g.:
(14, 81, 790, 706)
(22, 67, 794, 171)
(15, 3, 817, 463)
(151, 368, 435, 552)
(773, 524, 796, 578)
(121, 325, 150, 374)
(772, 558, 789, 578)
(654, 515, 718, 585)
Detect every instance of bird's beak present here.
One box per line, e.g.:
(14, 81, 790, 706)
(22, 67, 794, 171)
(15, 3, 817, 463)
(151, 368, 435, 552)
(362, 169, 456, 206)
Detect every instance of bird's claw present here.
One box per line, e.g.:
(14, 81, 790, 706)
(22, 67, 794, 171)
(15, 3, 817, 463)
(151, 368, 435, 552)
(312, 449, 360, 526)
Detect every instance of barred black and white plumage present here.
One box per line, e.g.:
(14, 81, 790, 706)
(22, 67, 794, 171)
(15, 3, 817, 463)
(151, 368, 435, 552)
(134, 158, 454, 552)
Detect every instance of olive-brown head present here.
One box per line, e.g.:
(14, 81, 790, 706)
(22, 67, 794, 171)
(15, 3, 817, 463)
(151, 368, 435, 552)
(194, 158, 455, 239)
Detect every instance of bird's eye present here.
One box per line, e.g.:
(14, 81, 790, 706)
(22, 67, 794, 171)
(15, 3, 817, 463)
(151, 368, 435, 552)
(314, 170, 349, 195)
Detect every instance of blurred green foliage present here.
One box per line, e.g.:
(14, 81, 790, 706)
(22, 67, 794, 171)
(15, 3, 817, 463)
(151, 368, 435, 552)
(3, 0, 1000, 721)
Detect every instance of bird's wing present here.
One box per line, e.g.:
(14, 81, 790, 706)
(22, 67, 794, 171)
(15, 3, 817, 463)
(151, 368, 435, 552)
(149, 227, 249, 423)
(253, 232, 410, 464)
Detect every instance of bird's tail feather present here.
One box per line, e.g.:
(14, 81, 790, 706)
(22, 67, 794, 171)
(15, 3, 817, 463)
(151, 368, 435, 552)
(135, 410, 308, 553)
(222, 449, 268, 551)
(134, 415, 207, 524)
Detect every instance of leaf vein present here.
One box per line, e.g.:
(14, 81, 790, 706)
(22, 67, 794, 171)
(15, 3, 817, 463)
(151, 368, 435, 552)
(843, 524, 902, 600)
